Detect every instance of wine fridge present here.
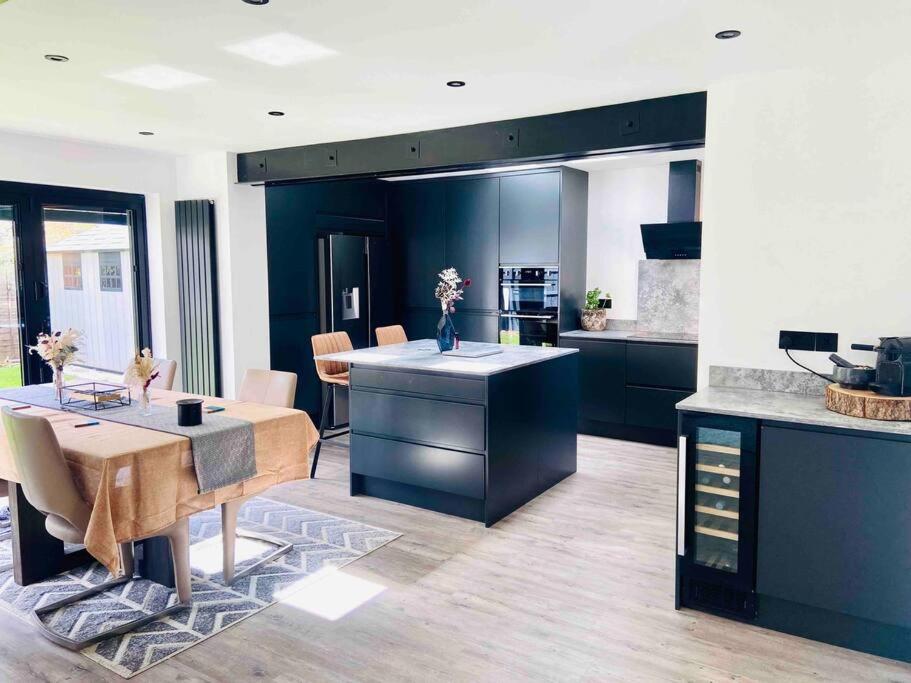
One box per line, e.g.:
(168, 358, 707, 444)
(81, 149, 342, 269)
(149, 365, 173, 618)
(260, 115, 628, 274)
(676, 413, 759, 619)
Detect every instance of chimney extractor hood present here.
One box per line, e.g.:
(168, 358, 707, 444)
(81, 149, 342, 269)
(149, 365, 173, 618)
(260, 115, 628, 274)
(641, 222, 702, 259)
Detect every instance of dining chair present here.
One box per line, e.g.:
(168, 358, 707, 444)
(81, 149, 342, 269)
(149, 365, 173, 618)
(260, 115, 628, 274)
(375, 324, 408, 346)
(0, 406, 192, 651)
(218, 368, 298, 586)
(122, 357, 177, 390)
(310, 331, 352, 480)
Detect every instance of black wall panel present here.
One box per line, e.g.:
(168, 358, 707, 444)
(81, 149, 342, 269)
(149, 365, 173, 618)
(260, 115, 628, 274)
(175, 199, 221, 396)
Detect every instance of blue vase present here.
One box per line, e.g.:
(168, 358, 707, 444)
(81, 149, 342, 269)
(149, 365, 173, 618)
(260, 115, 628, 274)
(436, 313, 456, 352)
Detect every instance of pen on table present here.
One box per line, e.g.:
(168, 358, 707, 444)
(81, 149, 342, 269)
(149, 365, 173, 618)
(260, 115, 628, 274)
(75, 421, 100, 428)
(10, 405, 30, 411)
(206, 405, 226, 413)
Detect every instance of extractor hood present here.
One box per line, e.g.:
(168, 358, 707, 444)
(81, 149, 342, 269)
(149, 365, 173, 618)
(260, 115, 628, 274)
(640, 159, 702, 259)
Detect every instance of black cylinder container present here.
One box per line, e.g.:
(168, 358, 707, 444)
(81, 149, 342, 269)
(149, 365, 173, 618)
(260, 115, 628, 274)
(176, 398, 203, 426)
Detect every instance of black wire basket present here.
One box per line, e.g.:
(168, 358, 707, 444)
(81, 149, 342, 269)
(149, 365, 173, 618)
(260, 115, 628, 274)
(61, 382, 131, 410)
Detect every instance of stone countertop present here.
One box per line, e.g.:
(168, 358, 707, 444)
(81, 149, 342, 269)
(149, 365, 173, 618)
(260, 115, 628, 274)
(677, 386, 911, 438)
(315, 339, 578, 377)
(560, 329, 698, 345)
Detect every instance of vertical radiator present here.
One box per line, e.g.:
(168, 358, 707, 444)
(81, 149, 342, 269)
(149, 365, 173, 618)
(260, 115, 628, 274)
(175, 199, 221, 396)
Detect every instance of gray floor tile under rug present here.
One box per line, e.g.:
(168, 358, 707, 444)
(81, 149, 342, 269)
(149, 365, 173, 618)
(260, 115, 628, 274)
(0, 497, 400, 678)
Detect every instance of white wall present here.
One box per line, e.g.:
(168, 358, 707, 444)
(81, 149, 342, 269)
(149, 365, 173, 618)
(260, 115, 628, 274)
(175, 152, 269, 398)
(586, 165, 668, 320)
(0, 130, 180, 373)
(700, 57, 911, 385)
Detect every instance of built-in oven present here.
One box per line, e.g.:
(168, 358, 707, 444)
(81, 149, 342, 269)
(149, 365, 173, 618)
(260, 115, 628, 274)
(498, 267, 559, 346)
(499, 267, 559, 313)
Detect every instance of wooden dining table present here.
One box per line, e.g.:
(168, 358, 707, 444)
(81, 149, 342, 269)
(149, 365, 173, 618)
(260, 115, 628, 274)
(0, 386, 318, 586)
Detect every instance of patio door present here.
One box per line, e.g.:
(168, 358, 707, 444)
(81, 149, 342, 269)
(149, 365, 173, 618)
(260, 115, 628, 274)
(0, 182, 151, 388)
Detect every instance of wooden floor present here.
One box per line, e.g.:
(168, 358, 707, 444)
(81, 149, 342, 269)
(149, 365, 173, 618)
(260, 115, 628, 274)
(4, 435, 911, 682)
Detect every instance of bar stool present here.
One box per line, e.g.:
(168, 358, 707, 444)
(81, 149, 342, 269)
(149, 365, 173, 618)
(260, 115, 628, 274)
(375, 325, 408, 346)
(310, 332, 353, 478)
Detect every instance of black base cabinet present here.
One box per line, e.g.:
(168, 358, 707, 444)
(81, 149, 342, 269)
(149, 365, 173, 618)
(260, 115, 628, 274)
(561, 336, 697, 446)
(677, 411, 911, 664)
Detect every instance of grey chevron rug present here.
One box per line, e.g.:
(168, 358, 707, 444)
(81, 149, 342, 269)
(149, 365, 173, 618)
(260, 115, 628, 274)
(0, 498, 400, 678)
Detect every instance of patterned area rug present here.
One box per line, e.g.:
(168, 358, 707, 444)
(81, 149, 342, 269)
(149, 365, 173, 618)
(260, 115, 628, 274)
(0, 498, 400, 678)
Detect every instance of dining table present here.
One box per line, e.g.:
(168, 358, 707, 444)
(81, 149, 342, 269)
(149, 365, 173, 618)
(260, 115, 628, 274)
(0, 385, 318, 587)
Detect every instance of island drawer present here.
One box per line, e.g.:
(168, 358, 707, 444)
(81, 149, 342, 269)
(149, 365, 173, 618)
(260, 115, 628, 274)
(351, 367, 486, 403)
(350, 389, 486, 453)
(626, 343, 697, 390)
(351, 434, 485, 499)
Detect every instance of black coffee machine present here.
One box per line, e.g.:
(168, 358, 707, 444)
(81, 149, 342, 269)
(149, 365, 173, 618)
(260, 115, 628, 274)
(850, 337, 911, 397)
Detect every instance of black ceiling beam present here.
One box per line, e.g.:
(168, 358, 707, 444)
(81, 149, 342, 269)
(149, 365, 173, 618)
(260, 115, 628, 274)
(237, 91, 706, 184)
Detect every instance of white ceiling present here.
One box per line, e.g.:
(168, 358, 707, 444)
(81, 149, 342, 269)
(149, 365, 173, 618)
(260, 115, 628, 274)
(0, 0, 904, 155)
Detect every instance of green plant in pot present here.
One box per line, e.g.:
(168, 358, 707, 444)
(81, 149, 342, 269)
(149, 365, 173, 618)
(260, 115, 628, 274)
(581, 288, 611, 331)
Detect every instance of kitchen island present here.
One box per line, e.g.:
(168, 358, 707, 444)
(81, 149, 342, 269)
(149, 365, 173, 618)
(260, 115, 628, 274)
(315, 340, 578, 525)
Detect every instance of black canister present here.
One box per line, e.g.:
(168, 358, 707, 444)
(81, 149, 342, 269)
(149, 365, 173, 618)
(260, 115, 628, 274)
(176, 398, 203, 426)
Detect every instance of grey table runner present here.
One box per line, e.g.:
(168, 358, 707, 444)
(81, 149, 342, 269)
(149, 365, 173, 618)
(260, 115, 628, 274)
(0, 385, 256, 494)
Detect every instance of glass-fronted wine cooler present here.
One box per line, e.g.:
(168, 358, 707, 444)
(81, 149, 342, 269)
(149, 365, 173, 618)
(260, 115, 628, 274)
(676, 413, 759, 618)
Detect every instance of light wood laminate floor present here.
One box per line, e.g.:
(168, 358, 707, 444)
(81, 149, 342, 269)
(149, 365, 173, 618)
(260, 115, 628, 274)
(3, 434, 910, 682)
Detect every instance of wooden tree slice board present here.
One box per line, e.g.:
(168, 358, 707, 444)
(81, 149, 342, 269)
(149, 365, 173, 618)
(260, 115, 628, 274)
(825, 384, 911, 421)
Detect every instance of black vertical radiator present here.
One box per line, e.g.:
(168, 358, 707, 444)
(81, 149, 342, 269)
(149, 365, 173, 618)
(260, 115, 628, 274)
(175, 199, 221, 396)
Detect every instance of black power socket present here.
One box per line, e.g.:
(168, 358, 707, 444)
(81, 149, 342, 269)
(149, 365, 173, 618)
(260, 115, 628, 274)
(779, 330, 838, 352)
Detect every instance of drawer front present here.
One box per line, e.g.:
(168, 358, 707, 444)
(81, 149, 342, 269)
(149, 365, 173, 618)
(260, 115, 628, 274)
(626, 343, 697, 390)
(351, 434, 485, 499)
(351, 367, 486, 403)
(351, 389, 486, 453)
(625, 386, 691, 431)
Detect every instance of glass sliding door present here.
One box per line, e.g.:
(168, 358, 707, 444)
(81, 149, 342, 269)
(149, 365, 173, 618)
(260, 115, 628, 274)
(0, 181, 151, 387)
(0, 205, 23, 388)
(41, 206, 137, 382)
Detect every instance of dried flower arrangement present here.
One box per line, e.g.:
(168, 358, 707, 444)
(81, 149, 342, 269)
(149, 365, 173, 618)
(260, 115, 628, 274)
(434, 267, 471, 313)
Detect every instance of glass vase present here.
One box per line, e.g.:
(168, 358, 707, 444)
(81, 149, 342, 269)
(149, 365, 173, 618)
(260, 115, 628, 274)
(436, 313, 457, 353)
(139, 385, 153, 416)
(54, 365, 65, 405)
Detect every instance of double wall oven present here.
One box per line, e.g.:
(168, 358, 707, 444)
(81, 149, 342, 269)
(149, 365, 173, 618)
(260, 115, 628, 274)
(498, 267, 559, 347)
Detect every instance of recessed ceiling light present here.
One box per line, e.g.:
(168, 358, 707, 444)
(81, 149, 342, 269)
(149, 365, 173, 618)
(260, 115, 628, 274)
(138, 131, 154, 136)
(715, 29, 741, 40)
(242, 0, 269, 4)
(44, 54, 69, 63)
(268, 111, 285, 116)
(224, 32, 336, 67)
(446, 80, 466, 88)
(107, 64, 211, 90)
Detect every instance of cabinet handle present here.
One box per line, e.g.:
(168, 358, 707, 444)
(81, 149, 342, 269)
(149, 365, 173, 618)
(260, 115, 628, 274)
(677, 435, 687, 557)
(499, 314, 554, 320)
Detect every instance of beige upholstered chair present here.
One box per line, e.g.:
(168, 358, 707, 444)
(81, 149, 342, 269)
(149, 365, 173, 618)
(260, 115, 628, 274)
(310, 332, 353, 479)
(236, 368, 297, 406)
(375, 325, 408, 346)
(122, 357, 177, 390)
(219, 369, 299, 586)
(1, 407, 192, 650)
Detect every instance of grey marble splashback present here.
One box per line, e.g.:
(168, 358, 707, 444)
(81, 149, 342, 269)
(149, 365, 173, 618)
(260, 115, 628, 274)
(636, 260, 700, 335)
(605, 318, 637, 331)
(710, 365, 829, 396)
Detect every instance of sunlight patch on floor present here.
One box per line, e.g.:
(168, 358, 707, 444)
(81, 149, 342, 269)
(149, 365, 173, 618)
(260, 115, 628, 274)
(275, 566, 386, 620)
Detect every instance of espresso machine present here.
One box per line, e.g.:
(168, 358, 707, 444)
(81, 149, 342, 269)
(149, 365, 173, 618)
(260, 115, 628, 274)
(850, 337, 911, 397)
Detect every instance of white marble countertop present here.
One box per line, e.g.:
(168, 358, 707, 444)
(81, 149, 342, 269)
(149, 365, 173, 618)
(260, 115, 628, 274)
(315, 340, 578, 377)
(560, 329, 698, 345)
(678, 386, 911, 437)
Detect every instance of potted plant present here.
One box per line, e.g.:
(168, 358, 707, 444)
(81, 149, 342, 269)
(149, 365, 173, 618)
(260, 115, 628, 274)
(581, 288, 610, 331)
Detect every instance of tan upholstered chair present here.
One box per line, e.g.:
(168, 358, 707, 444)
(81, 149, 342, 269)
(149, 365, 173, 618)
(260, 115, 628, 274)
(122, 357, 177, 391)
(310, 332, 353, 479)
(219, 369, 299, 586)
(1, 407, 192, 651)
(375, 325, 408, 346)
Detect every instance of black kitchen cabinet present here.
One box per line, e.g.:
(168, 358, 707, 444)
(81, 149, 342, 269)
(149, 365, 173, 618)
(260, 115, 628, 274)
(453, 310, 498, 343)
(444, 177, 499, 311)
(389, 181, 445, 310)
(499, 171, 561, 265)
(560, 338, 626, 424)
(757, 426, 911, 629)
(560, 335, 697, 445)
(403, 307, 441, 341)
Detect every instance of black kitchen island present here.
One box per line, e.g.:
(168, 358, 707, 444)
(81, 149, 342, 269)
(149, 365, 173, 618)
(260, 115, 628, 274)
(315, 340, 578, 526)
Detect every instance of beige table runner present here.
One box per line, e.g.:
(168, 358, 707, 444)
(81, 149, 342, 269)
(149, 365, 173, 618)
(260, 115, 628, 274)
(0, 387, 318, 575)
